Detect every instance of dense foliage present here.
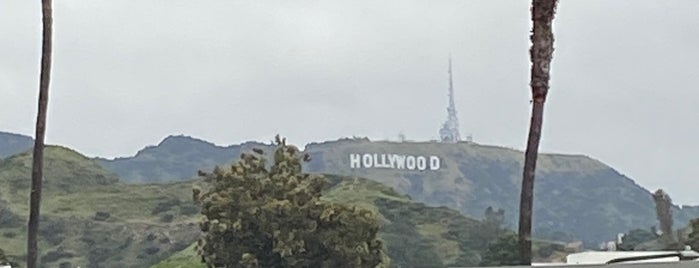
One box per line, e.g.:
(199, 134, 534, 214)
(479, 232, 519, 266)
(194, 137, 388, 268)
(653, 189, 674, 238)
(0, 248, 7, 264)
(687, 219, 699, 251)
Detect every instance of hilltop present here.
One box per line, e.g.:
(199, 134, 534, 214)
(95, 135, 271, 182)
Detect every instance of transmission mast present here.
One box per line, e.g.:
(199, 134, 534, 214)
(439, 57, 462, 143)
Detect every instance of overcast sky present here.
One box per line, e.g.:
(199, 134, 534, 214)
(1, 1, 698, 204)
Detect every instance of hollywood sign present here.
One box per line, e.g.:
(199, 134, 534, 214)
(349, 153, 441, 171)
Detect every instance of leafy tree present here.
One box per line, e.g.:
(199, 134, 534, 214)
(28, 0, 54, 267)
(194, 136, 389, 268)
(651, 189, 683, 250)
(687, 219, 699, 251)
(0, 248, 7, 264)
(653, 189, 674, 238)
(518, 0, 559, 265)
(480, 232, 519, 267)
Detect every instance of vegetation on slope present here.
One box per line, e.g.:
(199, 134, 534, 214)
(0, 146, 200, 267)
(151, 244, 205, 268)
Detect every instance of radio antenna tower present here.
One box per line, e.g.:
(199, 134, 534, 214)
(439, 56, 462, 143)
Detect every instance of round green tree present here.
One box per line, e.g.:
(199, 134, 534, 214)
(194, 136, 388, 268)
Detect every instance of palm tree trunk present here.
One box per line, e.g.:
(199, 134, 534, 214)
(27, 0, 53, 267)
(518, 0, 558, 265)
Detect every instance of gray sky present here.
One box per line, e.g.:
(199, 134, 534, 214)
(2, 1, 698, 204)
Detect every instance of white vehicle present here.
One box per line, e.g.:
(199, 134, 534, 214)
(565, 250, 699, 265)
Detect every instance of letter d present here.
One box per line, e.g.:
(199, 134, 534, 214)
(430, 156, 441, 170)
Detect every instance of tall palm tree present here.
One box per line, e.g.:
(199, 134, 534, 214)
(27, 0, 53, 267)
(518, 0, 558, 265)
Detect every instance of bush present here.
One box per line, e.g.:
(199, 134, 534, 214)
(39, 219, 67, 245)
(479, 232, 519, 267)
(159, 213, 174, 223)
(179, 204, 199, 216)
(151, 198, 181, 215)
(40, 249, 75, 263)
(195, 137, 389, 268)
(94, 211, 111, 221)
(2, 232, 16, 238)
(145, 247, 160, 255)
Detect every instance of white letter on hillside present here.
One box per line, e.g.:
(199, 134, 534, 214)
(430, 156, 441, 170)
(416, 156, 427, 171)
(362, 154, 373, 168)
(350, 154, 361, 169)
(406, 156, 416, 170)
(378, 154, 390, 168)
(389, 154, 406, 169)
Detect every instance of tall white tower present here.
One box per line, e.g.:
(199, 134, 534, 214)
(439, 57, 461, 143)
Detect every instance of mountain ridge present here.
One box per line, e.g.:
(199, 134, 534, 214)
(2, 131, 698, 247)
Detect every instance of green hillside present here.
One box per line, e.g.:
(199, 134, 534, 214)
(322, 175, 489, 267)
(1, 145, 519, 267)
(0, 146, 200, 267)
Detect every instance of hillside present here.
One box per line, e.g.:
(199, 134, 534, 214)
(0, 146, 200, 267)
(80, 135, 699, 247)
(0, 145, 516, 267)
(322, 175, 489, 267)
(0, 131, 33, 158)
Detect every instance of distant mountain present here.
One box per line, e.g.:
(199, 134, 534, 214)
(84, 135, 699, 247)
(0, 131, 33, 158)
(95, 135, 271, 182)
(1, 146, 119, 193)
